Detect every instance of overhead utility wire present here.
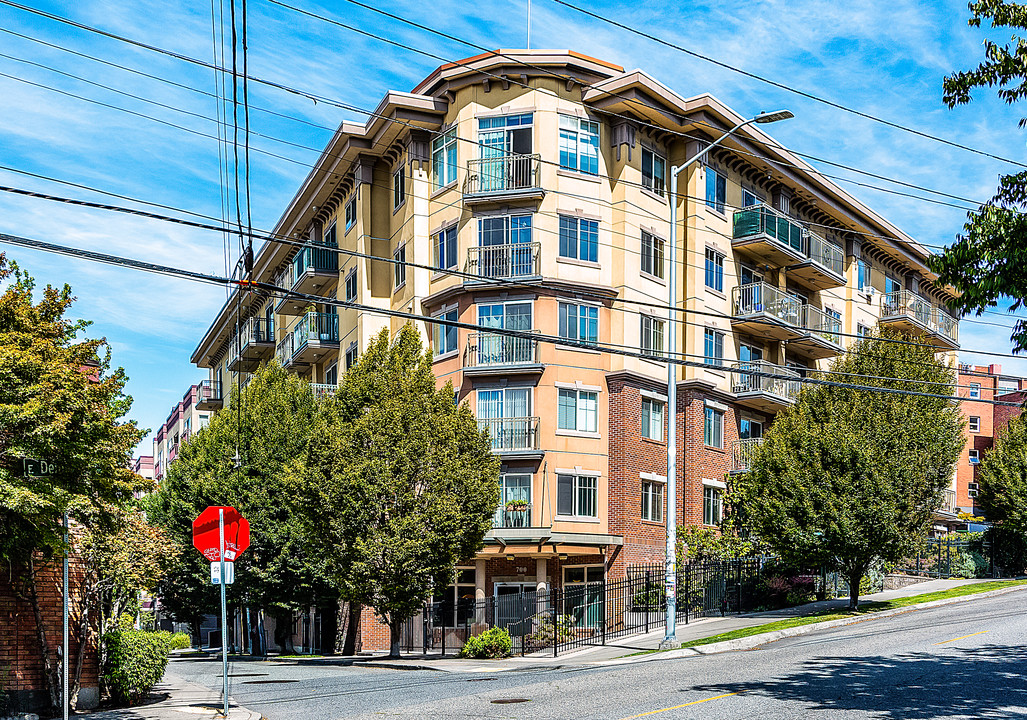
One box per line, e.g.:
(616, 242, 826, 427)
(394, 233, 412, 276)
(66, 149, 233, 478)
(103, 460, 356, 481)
(0, 229, 1019, 406)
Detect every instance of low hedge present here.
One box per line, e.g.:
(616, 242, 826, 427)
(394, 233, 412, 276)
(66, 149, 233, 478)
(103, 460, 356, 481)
(458, 627, 512, 659)
(168, 632, 192, 651)
(102, 629, 172, 705)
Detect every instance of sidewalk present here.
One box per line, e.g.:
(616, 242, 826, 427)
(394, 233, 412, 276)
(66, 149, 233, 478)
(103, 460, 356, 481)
(76, 668, 262, 720)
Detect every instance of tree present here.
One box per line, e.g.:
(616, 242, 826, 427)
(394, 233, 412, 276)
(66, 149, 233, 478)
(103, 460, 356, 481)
(291, 324, 500, 657)
(976, 413, 1027, 572)
(147, 361, 334, 653)
(730, 331, 964, 608)
(929, 0, 1027, 350)
(0, 255, 144, 710)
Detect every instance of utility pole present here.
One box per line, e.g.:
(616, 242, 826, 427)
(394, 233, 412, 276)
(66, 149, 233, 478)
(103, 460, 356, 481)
(219, 509, 229, 718)
(63, 510, 69, 720)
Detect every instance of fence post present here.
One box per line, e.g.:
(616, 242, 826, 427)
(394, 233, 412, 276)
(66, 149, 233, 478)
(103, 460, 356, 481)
(423, 604, 428, 655)
(736, 561, 742, 615)
(441, 603, 446, 657)
(552, 589, 559, 658)
(601, 582, 607, 646)
(946, 538, 952, 578)
(521, 592, 527, 658)
(684, 566, 690, 625)
(645, 570, 650, 634)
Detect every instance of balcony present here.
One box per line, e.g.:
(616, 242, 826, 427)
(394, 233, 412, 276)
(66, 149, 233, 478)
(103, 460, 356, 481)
(789, 305, 844, 360)
(310, 383, 337, 401)
(466, 242, 541, 280)
(731, 360, 801, 413)
(732, 205, 845, 289)
(463, 154, 543, 205)
(477, 416, 543, 458)
(195, 380, 223, 411)
(939, 488, 958, 514)
(732, 282, 804, 341)
(276, 331, 300, 370)
(494, 503, 533, 529)
(879, 290, 959, 350)
(291, 242, 339, 296)
(228, 316, 275, 372)
(273, 263, 304, 315)
(464, 332, 543, 376)
(730, 438, 764, 474)
(292, 312, 340, 365)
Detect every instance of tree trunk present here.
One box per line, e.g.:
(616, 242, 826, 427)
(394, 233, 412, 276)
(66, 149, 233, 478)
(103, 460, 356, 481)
(847, 570, 862, 610)
(321, 603, 338, 656)
(388, 616, 402, 659)
(24, 559, 60, 713)
(342, 603, 361, 656)
(274, 611, 295, 654)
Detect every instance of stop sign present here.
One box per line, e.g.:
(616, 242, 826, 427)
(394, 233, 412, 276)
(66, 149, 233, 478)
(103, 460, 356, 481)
(193, 506, 250, 562)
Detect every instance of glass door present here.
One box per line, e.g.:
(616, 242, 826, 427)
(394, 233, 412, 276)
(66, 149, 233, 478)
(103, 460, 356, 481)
(496, 474, 532, 528)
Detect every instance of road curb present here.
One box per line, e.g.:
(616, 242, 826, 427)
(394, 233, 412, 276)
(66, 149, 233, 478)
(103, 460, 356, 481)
(596, 583, 1027, 665)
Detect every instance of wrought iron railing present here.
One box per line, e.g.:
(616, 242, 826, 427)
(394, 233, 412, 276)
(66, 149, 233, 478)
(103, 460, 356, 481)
(477, 416, 540, 451)
(730, 360, 801, 402)
(467, 242, 541, 279)
(466, 332, 540, 367)
(731, 438, 764, 472)
(464, 153, 541, 195)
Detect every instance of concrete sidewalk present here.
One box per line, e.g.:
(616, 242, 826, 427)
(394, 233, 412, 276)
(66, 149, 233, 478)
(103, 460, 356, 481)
(76, 668, 262, 720)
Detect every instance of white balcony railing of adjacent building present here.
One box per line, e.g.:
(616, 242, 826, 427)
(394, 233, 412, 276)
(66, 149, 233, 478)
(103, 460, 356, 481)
(731, 437, 764, 473)
(730, 360, 802, 402)
(940, 488, 958, 514)
(464, 153, 541, 196)
(275, 331, 295, 366)
(310, 383, 337, 401)
(881, 290, 959, 344)
(477, 416, 540, 451)
(467, 242, 542, 279)
(466, 332, 540, 368)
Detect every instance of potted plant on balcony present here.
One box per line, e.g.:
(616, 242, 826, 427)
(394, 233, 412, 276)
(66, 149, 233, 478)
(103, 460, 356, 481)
(504, 499, 529, 528)
(505, 499, 528, 512)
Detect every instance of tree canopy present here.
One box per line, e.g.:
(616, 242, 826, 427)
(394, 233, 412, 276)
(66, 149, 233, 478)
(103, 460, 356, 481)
(930, 0, 1027, 350)
(730, 331, 964, 608)
(978, 413, 1027, 531)
(290, 324, 500, 656)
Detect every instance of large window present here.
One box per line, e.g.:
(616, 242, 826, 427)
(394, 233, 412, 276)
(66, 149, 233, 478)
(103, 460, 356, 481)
(557, 474, 598, 518)
(704, 328, 724, 367)
(704, 406, 724, 448)
(705, 168, 726, 214)
(432, 308, 458, 356)
(345, 342, 358, 370)
(393, 166, 405, 209)
(559, 216, 598, 262)
(640, 315, 665, 355)
(642, 148, 666, 196)
(559, 115, 600, 175)
(479, 214, 532, 246)
(641, 480, 664, 522)
(641, 231, 665, 279)
(558, 388, 598, 433)
(393, 245, 406, 289)
(559, 302, 599, 344)
(703, 485, 723, 525)
(885, 275, 903, 295)
(641, 398, 664, 441)
(857, 259, 872, 292)
(432, 128, 458, 189)
(705, 248, 724, 292)
(434, 225, 458, 270)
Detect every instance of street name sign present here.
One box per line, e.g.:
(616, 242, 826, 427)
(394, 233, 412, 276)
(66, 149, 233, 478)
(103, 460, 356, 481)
(192, 506, 250, 561)
(23, 458, 57, 477)
(211, 561, 235, 585)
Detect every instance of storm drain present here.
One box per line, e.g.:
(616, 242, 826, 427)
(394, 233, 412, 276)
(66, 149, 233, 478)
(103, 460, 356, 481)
(491, 698, 531, 704)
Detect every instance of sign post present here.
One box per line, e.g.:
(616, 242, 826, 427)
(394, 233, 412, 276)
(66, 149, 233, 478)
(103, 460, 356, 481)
(193, 506, 249, 718)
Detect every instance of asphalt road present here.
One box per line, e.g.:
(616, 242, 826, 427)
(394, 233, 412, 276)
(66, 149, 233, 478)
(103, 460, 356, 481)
(169, 588, 1027, 720)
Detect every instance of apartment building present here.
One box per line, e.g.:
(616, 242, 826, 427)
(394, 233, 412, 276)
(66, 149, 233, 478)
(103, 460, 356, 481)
(191, 50, 959, 613)
(152, 384, 214, 483)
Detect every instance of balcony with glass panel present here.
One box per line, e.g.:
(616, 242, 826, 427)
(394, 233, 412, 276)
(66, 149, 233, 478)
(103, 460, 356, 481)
(275, 330, 300, 370)
(730, 360, 801, 413)
(731, 282, 805, 342)
(291, 311, 340, 365)
(273, 263, 304, 315)
(787, 231, 846, 291)
(464, 332, 543, 376)
(879, 290, 959, 350)
(196, 379, 223, 411)
(732, 205, 845, 289)
(227, 316, 275, 372)
(463, 154, 544, 205)
(789, 304, 845, 359)
(730, 437, 763, 474)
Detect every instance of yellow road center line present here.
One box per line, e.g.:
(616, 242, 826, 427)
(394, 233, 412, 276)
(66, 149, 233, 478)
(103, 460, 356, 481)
(934, 630, 988, 645)
(616, 692, 742, 719)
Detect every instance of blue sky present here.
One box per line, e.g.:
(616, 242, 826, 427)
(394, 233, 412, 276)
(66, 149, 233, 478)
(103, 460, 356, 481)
(0, 0, 1025, 456)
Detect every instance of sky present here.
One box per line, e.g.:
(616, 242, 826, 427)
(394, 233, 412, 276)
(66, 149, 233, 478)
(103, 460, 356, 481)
(0, 0, 1025, 457)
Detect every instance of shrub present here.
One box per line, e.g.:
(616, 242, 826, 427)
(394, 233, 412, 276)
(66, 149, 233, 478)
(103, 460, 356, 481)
(860, 565, 885, 596)
(526, 614, 575, 647)
(168, 632, 192, 651)
(102, 629, 172, 705)
(458, 627, 512, 659)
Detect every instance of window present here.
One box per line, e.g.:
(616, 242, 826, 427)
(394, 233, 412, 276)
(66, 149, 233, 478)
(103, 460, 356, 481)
(432, 308, 458, 356)
(478, 214, 533, 246)
(324, 222, 337, 246)
(739, 418, 762, 440)
(345, 196, 356, 231)
(558, 216, 598, 262)
(704, 406, 724, 448)
(885, 275, 903, 295)
(443, 567, 477, 624)
(344, 268, 357, 301)
(642, 148, 666, 196)
(325, 363, 338, 386)
(558, 302, 599, 344)
(969, 383, 981, 399)
(640, 315, 665, 355)
(705, 167, 726, 214)
(704, 328, 724, 367)
(969, 416, 981, 433)
(393, 166, 405, 209)
(857, 259, 872, 292)
(705, 248, 724, 292)
(344, 343, 358, 370)
(742, 189, 762, 207)
(641, 231, 665, 279)
(393, 245, 406, 289)
(558, 388, 598, 433)
(703, 485, 723, 525)
(857, 323, 872, 338)
(641, 398, 664, 441)
(557, 474, 598, 518)
(559, 115, 600, 175)
(969, 449, 980, 465)
(433, 225, 457, 270)
(432, 128, 457, 189)
(641, 480, 664, 522)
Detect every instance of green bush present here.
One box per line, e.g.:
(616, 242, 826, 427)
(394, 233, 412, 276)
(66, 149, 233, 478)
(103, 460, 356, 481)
(168, 632, 192, 651)
(102, 629, 172, 705)
(458, 627, 512, 659)
(860, 565, 885, 596)
(527, 614, 575, 647)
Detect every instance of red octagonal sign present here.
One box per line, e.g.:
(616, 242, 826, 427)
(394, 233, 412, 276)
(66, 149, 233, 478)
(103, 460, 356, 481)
(193, 506, 250, 562)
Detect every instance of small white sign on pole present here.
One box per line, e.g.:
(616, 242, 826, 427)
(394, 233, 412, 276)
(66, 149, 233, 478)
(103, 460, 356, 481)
(211, 561, 235, 585)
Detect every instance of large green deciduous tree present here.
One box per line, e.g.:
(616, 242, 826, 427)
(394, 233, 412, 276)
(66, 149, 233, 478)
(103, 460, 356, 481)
(730, 332, 964, 608)
(147, 362, 334, 652)
(930, 0, 1027, 350)
(0, 255, 144, 710)
(976, 413, 1027, 572)
(291, 325, 500, 657)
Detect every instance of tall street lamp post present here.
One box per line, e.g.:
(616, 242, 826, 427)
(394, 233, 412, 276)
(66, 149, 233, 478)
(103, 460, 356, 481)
(662, 110, 794, 648)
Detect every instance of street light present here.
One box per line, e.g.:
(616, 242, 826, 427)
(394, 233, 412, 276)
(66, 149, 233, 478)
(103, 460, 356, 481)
(661, 109, 793, 648)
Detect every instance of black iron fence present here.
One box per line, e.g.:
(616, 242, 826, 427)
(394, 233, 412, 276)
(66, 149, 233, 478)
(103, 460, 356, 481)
(893, 536, 993, 579)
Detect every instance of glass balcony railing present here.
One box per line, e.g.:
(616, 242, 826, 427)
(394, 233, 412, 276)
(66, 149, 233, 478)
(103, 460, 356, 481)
(731, 361, 801, 402)
(294, 312, 339, 349)
(477, 417, 540, 451)
(275, 331, 295, 366)
(802, 304, 842, 346)
(733, 282, 803, 326)
(881, 290, 959, 344)
(467, 242, 541, 279)
(733, 204, 844, 278)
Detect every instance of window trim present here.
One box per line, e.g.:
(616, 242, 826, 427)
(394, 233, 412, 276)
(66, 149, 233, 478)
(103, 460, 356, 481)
(556, 473, 600, 519)
(433, 224, 458, 272)
(558, 114, 600, 176)
(703, 327, 725, 368)
(558, 301, 600, 344)
(640, 314, 666, 356)
(344, 196, 357, 232)
(705, 166, 727, 215)
(432, 128, 458, 190)
(557, 387, 600, 435)
(344, 267, 357, 302)
(393, 244, 407, 290)
(969, 416, 981, 433)
(558, 214, 599, 263)
(640, 230, 666, 281)
(704, 247, 725, 293)
(641, 397, 664, 442)
(641, 147, 666, 197)
(969, 383, 982, 399)
(703, 406, 724, 449)
(703, 484, 724, 526)
(392, 166, 406, 211)
(641, 478, 665, 522)
(432, 306, 459, 358)
(969, 449, 980, 465)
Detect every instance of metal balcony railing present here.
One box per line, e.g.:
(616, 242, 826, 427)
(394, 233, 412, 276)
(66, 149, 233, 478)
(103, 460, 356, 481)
(731, 360, 801, 401)
(934, 307, 959, 343)
(802, 305, 842, 345)
(494, 503, 532, 529)
(940, 488, 958, 514)
(310, 383, 337, 400)
(243, 316, 274, 346)
(732, 203, 804, 252)
(294, 312, 340, 349)
(198, 379, 223, 404)
(806, 231, 844, 277)
(293, 242, 339, 278)
(731, 438, 764, 472)
(467, 242, 541, 279)
(276, 331, 295, 366)
(477, 416, 540, 451)
(733, 281, 803, 326)
(464, 153, 541, 195)
(466, 332, 540, 367)
(273, 264, 295, 292)
(882, 290, 933, 328)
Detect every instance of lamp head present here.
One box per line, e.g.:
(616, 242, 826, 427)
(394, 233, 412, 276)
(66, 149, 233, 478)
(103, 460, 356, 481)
(754, 110, 794, 124)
